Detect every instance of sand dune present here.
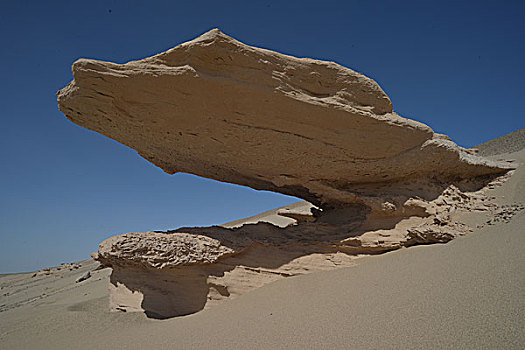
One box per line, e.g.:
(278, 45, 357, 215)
(476, 128, 524, 156)
(1, 133, 523, 349)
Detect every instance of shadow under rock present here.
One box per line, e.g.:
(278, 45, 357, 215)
(110, 244, 318, 318)
(110, 205, 388, 319)
(110, 174, 504, 319)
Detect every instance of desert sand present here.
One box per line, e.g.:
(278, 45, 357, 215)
(1, 130, 524, 349)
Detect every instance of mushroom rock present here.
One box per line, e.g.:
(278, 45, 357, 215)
(58, 29, 513, 318)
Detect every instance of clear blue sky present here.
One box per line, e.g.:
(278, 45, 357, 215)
(1, 0, 523, 273)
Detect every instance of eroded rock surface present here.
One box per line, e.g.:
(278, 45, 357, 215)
(58, 29, 514, 318)
(57, 28, 509, 209)
(92, 175, 516, 318)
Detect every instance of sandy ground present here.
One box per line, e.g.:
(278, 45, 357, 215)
(476, 128, 524, 156)
(1, 138, 524, 349)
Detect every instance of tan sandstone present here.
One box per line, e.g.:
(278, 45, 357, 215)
(57, 29, 513, 318)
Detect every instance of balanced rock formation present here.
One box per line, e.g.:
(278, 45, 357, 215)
(57, 28, 507, 209)
(58, 29, 512, 318)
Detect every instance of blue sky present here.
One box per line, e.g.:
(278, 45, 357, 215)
(1, 0, 523, 273)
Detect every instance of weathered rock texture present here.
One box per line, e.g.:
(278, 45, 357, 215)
(58, 29, 513, 318)
(57, 28, 508, 209)
(92, 179, 511, 318)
